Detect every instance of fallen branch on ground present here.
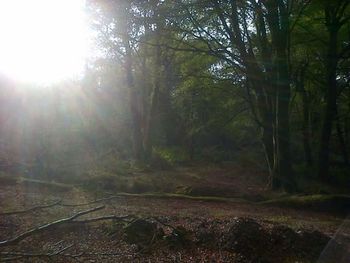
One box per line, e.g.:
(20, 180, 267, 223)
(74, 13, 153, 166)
(0, 206, 135, 248)
(0, 250, 132, 262)
(0, 206, 105, 247)
(60, 195, 122, 207)
(2, 243, 75, 257)
(0, 195, 122, 216)
(71, 214, 134, 224)
(0, 200, 62, 216)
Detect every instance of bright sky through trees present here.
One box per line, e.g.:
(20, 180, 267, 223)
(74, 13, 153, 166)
(0, 0, 89, 85)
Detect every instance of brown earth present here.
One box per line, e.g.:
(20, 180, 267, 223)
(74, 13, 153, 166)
(0, 166, 348, 262)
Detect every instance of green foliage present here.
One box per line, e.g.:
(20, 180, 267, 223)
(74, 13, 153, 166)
(153, 147, 190, 165)
(0, 0, 348, 195)
(176, 184, 238, 198)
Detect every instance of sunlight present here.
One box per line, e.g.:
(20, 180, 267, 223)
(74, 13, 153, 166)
(0, 0, 89, 85)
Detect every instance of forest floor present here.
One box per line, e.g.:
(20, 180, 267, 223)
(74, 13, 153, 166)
(0, 164, 349, 262)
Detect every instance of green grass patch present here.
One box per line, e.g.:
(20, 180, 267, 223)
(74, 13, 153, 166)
(153, 147, 190, 165)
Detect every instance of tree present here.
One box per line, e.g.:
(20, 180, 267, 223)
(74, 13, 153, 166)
(318, 0, 350, 181)
(164, 0, 312, 191)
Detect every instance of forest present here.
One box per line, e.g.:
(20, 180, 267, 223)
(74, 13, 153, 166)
(0, 0, 349, 262)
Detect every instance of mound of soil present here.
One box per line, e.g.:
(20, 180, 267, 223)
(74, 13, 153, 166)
(123, 219, 163, 247)
(118, 217, 346, 263)
(222, 217, 347, 263)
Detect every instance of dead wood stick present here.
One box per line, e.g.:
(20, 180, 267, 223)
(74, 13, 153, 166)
(61, 251, 132, 257)
(0, 244, 73, 261)
(0, 251, 132, 261)
(51, 244, 74, 255)
(0, 256, 23, 262)
(0, 250, 70, 260)
(0, 247, 73, 262)
(0, 195, 122, 216)
(60, 196, 121, 207)
(0, 200, 62, 216)
(0, 206, 105, 247)
(71, 214, 134, 224)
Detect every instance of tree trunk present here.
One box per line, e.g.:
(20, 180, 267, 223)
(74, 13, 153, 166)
(143, 66, 160, 159)
(296, 64, 313, 166)
(301, 90, 313, 166)
(144, 2, 163, 160)
(265, 0, 295, 192)
(121, 2, 145, 162)
(275, 61, 294, 191)
(336, 108, 349, 165)
(126, 51, 145, 162)
(162, 56, 178, 146)
(318, 26, 338, 181)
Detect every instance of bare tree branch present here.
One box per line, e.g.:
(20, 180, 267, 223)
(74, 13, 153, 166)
(0, 206, 105, 247)
(0, 200, 62, 216)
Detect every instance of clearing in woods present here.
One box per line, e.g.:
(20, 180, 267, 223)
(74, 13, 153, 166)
(0, 164, 348, 262)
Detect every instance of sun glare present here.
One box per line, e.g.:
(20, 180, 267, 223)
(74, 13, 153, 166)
(0, 0, 89, 85)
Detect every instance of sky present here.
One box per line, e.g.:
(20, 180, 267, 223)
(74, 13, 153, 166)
(0, 0, 91, 85)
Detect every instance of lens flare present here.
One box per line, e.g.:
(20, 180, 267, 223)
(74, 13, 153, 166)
(0, 0, 89, 85)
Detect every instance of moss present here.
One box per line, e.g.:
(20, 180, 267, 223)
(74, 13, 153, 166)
(153, 147, 190, 165)
(112, 192, 250, 204)
(183, 186, 233, 197)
